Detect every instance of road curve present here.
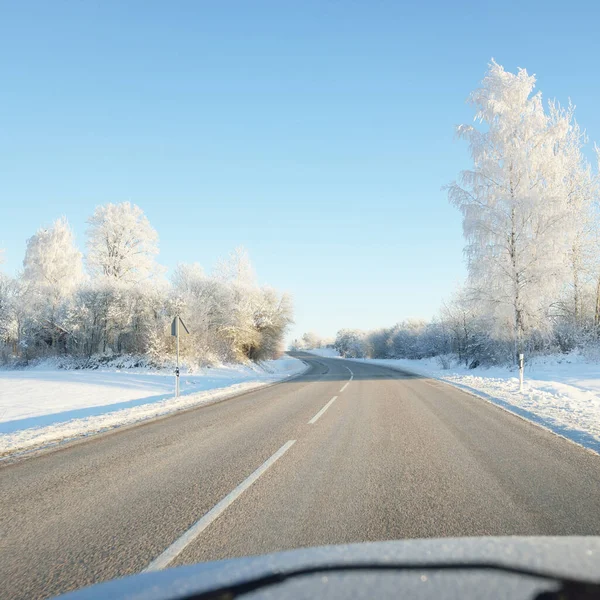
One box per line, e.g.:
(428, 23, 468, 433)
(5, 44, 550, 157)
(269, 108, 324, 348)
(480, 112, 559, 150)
(1, 353, 600, 599)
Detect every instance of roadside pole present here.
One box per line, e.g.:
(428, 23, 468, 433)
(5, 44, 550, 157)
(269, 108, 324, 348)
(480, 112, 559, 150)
(519, 353, 524, 393)
(171, 316, 190, 398)
(176, 320, 180, 397)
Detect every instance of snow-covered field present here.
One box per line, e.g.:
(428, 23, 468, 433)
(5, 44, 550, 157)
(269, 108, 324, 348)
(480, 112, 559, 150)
(307, 349, 600, 454)
(0, 356, 307, 456)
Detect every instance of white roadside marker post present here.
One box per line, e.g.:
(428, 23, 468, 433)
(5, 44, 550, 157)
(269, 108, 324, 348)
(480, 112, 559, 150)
(171, 316, 190, 398)
(519, 353, 524, 393)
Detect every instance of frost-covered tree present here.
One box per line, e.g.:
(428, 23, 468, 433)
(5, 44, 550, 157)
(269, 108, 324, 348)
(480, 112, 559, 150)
(171, 254, 292, 364)
(4, 276, 35, 359)
(172, 263, 231, 362)
(251, 287, 293, 360)
(438, 288, 500, 365)
(0, 252, 8, 353)
(86, 202, 162, 283)
(0, 273, 14, 356)
(171, 263, 206, 296)
(70, 277, 172, 357)
(214, 246, 256, 286)
(448, 60, 571, 361)
(335, 329, 369, 358)
(213, 248, 261, 361)
(546, 102, 598, 333)
(1, 210, 292, 365)
(20, 218, 85, 353)
(22, 217, 84, 295)
(301, 331, 323, 349)
(83, 203, 164, 356)
(291, 332, 334, 351)
(590, 146, 600, 332)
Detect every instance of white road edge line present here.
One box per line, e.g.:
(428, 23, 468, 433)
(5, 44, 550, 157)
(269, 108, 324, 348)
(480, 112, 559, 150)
(143, 439, 297, 572)
(308, 396, 338, 424)
(339, 381, 350, 393)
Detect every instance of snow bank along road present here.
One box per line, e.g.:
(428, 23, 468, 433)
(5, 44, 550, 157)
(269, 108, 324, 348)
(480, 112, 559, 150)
(0, 357, 305, 455)
(2, 354, 600, 599)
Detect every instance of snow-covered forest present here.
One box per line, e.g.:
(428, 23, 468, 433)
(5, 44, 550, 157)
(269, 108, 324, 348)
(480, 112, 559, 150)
(0, 203, 293, 367)
(297, 61, 600, 367)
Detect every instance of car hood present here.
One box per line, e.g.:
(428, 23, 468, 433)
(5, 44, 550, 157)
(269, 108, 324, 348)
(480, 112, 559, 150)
(57, 536, 600, 599)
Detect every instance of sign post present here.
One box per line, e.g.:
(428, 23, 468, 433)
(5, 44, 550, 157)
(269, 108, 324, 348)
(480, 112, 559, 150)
(519, 353, 524, 393)
(171, 316, 190, 397)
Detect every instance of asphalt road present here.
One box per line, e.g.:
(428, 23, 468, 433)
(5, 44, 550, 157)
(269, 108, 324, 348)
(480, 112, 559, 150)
(2, 353, 600, 599)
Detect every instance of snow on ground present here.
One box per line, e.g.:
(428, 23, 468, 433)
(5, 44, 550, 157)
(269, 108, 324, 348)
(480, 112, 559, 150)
(341, 353, 600, 454)
(0, 356, 307, 457)
(304, 347, 340, 358)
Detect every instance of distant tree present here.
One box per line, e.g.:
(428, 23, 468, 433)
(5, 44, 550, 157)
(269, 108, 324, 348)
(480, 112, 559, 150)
(251, 287, 294, 360)
(1, 211, 293, 365)
(171, 263, 206, 296)
(301, 331, 322, 349)
(439, 289, 500, 366)
(4, 277, 34, 359)
(591, 146, 600, 332)
(170, 251, 292, 364)
(289, 338, 304, 351)
(213, 248, 262, 361)
(366, 328, 392, 359)
(23, 217, 84, 295)
(335, 329, 368, 358)
(0, 273, 13, 352)
(547, 102, 598, 332)
(214, 246, 256, 286)
(81, 203, 165, 356)
(172, 262, 233, 362)
(21, 217, 85, 353)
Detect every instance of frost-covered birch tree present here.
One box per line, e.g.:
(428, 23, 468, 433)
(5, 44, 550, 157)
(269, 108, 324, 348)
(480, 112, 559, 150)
(448, 60, 571, 361)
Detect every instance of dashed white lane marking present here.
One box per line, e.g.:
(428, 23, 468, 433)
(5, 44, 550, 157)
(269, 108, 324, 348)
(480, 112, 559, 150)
(340, 365, 354, 392)
(143, 439, 297, 572)
(308, 396, 339, 424)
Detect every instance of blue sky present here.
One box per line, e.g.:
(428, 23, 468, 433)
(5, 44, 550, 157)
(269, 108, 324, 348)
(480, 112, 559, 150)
(1, 0, 599, 342)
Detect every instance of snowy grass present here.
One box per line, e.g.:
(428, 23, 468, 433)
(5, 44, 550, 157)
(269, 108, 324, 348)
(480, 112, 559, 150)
(306, 349, 600, 454)
(0, 355, 307, 457)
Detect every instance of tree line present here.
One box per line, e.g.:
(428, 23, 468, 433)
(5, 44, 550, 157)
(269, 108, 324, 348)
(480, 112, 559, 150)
(0, 203, 293, 366)
(301, 61, 600, 367)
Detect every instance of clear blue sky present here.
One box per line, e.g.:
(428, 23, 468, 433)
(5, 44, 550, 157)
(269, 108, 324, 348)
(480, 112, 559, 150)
(1, 0, 599, 342)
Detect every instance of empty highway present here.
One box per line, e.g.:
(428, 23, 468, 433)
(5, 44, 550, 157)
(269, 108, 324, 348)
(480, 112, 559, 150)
(2, 353, 600, 599)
